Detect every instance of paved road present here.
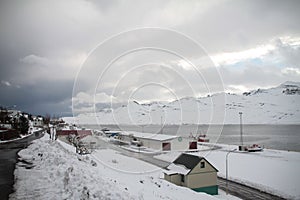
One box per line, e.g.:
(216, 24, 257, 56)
(218, 177, 285, 200)
(0, 130, 44, 200)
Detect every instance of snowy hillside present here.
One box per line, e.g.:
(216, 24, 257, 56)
(68, 82, 300, 125)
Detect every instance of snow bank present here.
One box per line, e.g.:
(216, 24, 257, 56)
(204, 149, 300, 200)
(11, 135, 223, 200)
(11, 135, 132, 199)
(155, 147, 300, 200)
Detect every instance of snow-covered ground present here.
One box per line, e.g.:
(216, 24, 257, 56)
(155, 145, 300, 200)
(11, 135, 239, 200)
(66, 81, 300, 125)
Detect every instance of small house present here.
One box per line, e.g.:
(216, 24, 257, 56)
(164, 154, 218, 195)
(32, 116, 44, 127)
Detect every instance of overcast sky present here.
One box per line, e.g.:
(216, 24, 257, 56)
(0, 0, 299, 116)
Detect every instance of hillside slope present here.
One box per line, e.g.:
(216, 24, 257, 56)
(66, 82, 300, 125)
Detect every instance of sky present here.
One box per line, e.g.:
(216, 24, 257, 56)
(0, 0, 300, 116)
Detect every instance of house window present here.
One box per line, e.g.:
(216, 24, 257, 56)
(200, 161, 205, 168)
(181, 174, 185, 182)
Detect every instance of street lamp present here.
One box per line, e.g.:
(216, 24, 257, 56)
(239, 112, 243, 146)
(226, 148, 237, 194)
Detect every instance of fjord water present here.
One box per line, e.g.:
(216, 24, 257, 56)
(85, 124, 300, 152)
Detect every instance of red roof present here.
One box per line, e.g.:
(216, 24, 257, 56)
(57, 130, 92, 139)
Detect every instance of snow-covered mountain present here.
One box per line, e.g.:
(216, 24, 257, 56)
(66, 82, 300, 125)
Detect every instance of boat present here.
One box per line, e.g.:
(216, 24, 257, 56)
(197, 134, 210, 142)
(189, 132, 210, 143)
(101, 127, 110, 132)
(247, 144, 263, 152)
(131, 138, 143, 147)
(237, 113, 263, 152)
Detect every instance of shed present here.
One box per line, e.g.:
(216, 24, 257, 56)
(164, 153, 218, 195)
(119, 131, 197, 151)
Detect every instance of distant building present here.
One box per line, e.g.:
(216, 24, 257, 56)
(164, 154, 218, 195)
(32, 116, 44, 127)
(7, 109, 19, 118)
(79, 135, 104, 150)
(102, 130, 121, 137)
(119, 131, 197, 151)
(57, 129, 92, 139)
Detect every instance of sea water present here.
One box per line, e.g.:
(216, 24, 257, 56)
(84, 124, 300, 152)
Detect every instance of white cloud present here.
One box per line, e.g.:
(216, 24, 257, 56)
(177, 59, 193, 71)
(63, 52, 88, 69)
(143, 1, 219, 27)
(279, 36, 300, 47)
(20, 54, 50, 66)
(211, 44, 275, 66)
(73, 92, 116, 105)
(1, 80, 11, 86)
(282, 67, 300, 75)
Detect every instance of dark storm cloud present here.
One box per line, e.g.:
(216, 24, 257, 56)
(0, 79, 73, 115)
(0, 0, 299, 115)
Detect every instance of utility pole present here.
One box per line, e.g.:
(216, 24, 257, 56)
(239, 112, 243, 146)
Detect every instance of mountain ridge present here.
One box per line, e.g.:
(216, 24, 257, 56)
(65, 82, 300, 125)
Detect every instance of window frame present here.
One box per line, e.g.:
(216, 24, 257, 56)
(200, 161, 205, 168)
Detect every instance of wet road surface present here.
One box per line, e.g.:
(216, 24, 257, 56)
(0, 130, 44, 200)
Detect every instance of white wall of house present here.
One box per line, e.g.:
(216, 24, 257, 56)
(120, 132, 196, 151)
(139, 138, 164, 150)
(33, 117, 44, 127)
(170, 137, 194, 151)
(164, 174, 182, 186)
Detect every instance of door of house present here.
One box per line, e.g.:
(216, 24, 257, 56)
(162, 142, 171, 151)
